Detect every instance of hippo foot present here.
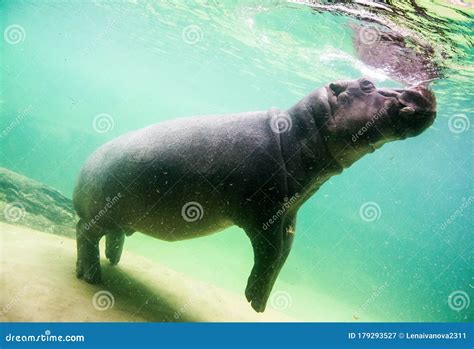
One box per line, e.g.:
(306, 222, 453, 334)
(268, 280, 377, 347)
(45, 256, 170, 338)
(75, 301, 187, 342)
(76, 259, 102, 284)
(105, 232, 125, 265)
(105, 251, 120, 266)
(76, 260, 102, 284)
(245, 279, 269, 312)
(83, 263, 102, 284)
(76, 260, 84, 279)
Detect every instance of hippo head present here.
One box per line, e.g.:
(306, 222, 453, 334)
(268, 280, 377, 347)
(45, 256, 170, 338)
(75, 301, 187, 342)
(321, 77, 436, 168)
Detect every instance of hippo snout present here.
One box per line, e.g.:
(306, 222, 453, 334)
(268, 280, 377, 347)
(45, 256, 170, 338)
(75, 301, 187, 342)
(322, 78, 437, 167)
(376, 83, 436, 138)
(395, 85, 436, 137)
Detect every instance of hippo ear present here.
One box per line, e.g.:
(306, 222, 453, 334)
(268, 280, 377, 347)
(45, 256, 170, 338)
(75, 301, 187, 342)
(329, 81, 347, 95)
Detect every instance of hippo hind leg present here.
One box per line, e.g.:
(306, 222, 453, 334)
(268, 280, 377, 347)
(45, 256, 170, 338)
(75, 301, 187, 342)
(76, 219, 104, 284)
(105, 232, 125, 265)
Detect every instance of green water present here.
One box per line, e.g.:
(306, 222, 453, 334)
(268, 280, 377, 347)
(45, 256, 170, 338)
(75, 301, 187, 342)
(1, 0, 472, 321)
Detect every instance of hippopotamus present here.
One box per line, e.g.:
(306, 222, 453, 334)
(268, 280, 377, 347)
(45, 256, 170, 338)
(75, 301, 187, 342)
(73, 77, 436, 312)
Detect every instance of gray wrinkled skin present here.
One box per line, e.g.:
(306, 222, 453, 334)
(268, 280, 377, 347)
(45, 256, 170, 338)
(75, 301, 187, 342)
(73, 78, 436, 312)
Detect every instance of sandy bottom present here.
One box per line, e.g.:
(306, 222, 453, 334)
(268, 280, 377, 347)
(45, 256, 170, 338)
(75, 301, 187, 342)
(0, 222, 293, 322)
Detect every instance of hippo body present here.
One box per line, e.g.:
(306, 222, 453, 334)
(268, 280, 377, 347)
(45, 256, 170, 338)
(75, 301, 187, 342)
(74, 110, 327, 241)
(74, 78, 436, 312)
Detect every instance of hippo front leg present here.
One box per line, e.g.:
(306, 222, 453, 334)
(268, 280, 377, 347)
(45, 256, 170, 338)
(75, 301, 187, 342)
(244, 215, 295, 312)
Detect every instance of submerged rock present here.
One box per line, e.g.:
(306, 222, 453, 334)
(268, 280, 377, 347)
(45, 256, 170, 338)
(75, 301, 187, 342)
(0, 167, 77, 237)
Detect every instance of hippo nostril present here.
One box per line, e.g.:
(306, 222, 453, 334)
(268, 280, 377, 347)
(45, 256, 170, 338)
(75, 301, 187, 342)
(329, 82, 347, 96)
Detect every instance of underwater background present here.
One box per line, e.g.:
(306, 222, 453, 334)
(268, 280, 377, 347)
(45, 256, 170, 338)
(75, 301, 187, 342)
(1, 0, 472, 321)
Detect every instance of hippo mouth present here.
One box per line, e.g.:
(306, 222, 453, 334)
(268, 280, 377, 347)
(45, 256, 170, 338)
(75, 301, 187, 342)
(378, 85, 436, 137)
